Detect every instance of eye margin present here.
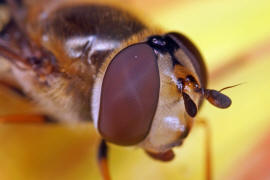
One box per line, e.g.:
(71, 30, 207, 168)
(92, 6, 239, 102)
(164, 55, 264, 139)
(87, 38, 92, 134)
(165, 32, 207, 89)
(98, 42, 160, 146)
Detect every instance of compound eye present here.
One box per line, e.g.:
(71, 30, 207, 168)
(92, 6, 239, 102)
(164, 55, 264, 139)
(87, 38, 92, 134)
(98, 43, 160, 145)
(166, 32, 207, 88)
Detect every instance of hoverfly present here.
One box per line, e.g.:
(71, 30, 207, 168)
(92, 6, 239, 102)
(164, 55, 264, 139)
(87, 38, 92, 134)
(0, 0, 234, 179)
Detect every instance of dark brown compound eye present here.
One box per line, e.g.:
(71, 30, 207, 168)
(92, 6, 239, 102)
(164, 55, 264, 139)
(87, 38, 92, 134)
(98, 43, 160, 145)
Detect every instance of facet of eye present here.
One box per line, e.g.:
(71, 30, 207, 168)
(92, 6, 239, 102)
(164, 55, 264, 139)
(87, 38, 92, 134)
(98, 43, 160, 145)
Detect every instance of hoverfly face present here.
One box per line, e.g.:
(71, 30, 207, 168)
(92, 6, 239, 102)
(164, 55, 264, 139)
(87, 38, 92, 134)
(137, 34, 205, 153)
(92, 32, 231, 153)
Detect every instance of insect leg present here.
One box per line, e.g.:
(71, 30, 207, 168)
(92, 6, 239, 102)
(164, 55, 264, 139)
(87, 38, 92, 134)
(0, 40, 31, 70)
(0, 79, 56, 123)
(196, 118, 212, 180)
(97, 139, 111, 180)
(0, 114, 48, 123)
(0, 79, 26, 97)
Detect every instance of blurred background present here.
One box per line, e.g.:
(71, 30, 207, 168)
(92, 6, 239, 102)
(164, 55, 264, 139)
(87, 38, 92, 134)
(0, 0, 270, 179)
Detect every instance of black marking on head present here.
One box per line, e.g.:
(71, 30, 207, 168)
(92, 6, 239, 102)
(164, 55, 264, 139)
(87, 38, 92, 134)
(147, 35, 182, 67)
